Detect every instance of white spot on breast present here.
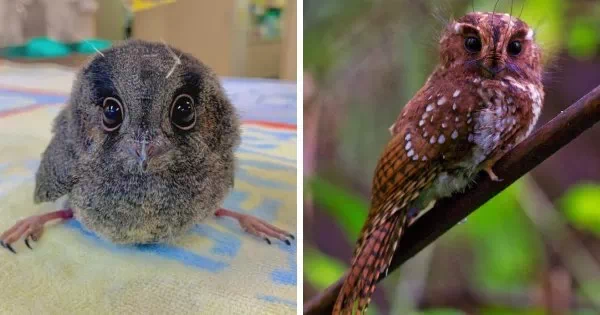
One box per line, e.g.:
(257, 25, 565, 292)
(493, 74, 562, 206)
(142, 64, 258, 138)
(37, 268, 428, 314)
(473, 78, 481, 84)
(455, 117, 460, 122)
(423, 131, 428, 137)
(430, 136, 436, 144)
(422, 112, 429, 119)
(419, 120, 425, 126)
(438, 135, 446, 144)
(422, 156, 428, 161)
(405, 133, 411, 141)
(452, 103, 457, 110)
(413, 154, 419, 161)
(441, 123, 447, 128)
(426, 104, 434, 112)
(451, 130, 459, 139)
(407, 149, 414, 157)
(437, 97, 447, 105)
(405, 142, 412, 150)
(467, 118, 473, 124)
(453, 90, 461, 98)
(507, 76, 527, 91)
(495, 120, 505, 130)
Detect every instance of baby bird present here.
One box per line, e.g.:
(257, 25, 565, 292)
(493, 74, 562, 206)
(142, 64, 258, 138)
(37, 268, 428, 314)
(0, 40, 293, 253)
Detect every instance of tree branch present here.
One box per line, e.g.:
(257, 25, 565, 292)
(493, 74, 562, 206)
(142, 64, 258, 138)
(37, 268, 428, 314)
(304, 84, 600, 314)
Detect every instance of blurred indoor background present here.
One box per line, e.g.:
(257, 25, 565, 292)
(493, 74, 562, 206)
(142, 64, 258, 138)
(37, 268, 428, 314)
(304, 0, 600, 314)
(0, 0, 296, 80)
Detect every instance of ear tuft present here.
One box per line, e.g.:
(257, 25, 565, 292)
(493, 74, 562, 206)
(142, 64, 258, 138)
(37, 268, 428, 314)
(525, 28, 535, 41)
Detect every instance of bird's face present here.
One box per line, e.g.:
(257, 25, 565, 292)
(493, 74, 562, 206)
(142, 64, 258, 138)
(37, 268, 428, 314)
(439, 12, 543, 84)
(72, 41, 239, 175)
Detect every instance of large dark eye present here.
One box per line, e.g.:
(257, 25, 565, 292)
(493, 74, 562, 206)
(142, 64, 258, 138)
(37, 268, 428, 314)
(507, 40, 522, 56)
(102, 97, 123, 131)
(170, 94, 196, 130)
(464, 36, 482, 53)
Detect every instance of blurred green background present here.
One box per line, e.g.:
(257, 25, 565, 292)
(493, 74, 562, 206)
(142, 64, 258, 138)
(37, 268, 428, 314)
(303, 0, 600, 314)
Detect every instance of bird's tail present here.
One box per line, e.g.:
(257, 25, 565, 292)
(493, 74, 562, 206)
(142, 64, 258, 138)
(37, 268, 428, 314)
(333, 213, 406, 314)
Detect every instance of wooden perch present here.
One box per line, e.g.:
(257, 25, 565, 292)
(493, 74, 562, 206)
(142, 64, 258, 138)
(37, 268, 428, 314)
(304, 84, 600, 314)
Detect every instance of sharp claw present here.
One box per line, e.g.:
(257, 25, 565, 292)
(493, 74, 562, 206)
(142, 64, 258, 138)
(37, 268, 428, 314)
(264, 237, 272, 245)
(1, 241, 16, 254)
(7, 243, 16, 254)
(284, 239, 291, 246)
(25, 237, 32, 250)
(288, 234, 295, 240)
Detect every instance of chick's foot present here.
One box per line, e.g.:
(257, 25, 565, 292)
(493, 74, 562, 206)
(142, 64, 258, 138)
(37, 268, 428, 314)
(0, 209, 74, 253)
(215, 208, 294, 245)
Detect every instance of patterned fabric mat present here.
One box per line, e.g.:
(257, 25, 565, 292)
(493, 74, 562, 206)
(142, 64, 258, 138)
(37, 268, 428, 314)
(0, 61, 297, 314)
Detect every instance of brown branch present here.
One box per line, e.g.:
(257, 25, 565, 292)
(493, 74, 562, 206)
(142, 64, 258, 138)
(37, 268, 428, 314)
(304, 84, 600, 314)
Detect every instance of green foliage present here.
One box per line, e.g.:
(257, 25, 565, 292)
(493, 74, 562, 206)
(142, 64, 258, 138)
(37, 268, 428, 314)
(306, 176, 369, 241)
(568, 18, 600, 58)
(411, 309, 466, 315)
(560, 183, 600, 235)
(517, 0, 565, 57)
(464, 182, 543, 291)
(303, 0, 376, 78)
(480, 308, 545, 315)
(303, 247, 347, 290)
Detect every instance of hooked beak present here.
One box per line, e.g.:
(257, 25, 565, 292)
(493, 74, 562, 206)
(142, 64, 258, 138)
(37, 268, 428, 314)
(131, 141, 161, 172)
(479, 59, 505, 79)
(481, 65, 504, 78)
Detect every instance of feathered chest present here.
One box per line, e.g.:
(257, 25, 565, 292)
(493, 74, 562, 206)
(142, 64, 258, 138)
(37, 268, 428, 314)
(468, 76, 544, 166)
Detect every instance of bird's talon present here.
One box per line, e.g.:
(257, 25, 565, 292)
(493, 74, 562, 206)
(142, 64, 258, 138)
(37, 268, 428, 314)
(24, 237, 32, 250)
(264, 237, 272, 245)
(284, 239, 291, 246)
(484, 167, 502, 182)
(288, 234, 295, 240)
(1, 241, 16, 254)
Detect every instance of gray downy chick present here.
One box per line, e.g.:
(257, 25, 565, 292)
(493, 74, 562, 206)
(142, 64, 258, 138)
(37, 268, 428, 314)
(0, 40, 294, 253)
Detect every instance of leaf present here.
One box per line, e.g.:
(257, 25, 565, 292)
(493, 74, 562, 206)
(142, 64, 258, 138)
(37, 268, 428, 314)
(567, 18, 599, 59)
(303, 247, 347, 290)
(411, 309, 466, 315)
(516, 0, 565, 59)
(306, 176, 369, 241)
(480, 308, 545, 315)
(465, 182, 543, 290)
(304, 247, 381, 314)
(560, 183, 600, 236)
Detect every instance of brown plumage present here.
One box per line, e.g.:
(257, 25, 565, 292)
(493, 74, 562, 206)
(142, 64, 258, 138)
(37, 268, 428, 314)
(334, 12, 544, 314)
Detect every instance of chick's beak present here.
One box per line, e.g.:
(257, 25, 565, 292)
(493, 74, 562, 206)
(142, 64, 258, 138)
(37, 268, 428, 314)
(132, 141, 157, 172)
